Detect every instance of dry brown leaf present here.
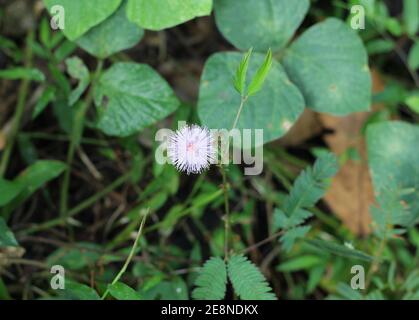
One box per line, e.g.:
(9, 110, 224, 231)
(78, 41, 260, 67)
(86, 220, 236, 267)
(279, 109, 322, 146)
(320, 69, 384, 235)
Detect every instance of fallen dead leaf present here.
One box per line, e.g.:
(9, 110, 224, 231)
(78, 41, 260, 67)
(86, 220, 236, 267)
(320, 69, 384, 235)
(279, 109, 322, 146)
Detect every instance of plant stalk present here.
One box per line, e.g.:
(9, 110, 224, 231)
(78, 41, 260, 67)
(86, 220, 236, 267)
(0, 31, 34, 177)
(231, 96, 248, 131)
(59, 60, 103, 217)
(101, 211, 148, 300)
(220, 165, 230, 260)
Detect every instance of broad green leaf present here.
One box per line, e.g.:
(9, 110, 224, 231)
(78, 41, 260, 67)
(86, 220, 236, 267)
(43, 0, 122, 41)
(405, 91, 419, 113)
(247, 49, 273, 97)
(335, 283, 363, 300)
(367, 121, 419, 219)
(62, 281, 100, 300)
(283, 18, 371, 115)
(192, 257, 227, 300)
(366, 39, 394, 55)
(366, 290, 385, 300)
(0, 68, 45, 82)
(307, 265, 325, 293)
(0, 179, 22, 207)
(32, 86, 56, 119)
(160, 205, 184, 235)
(214, 0, 309, 52)
(65, 57, 90, 106)
(1, 160, 66, 219)
(408, 41, 419, 70)
(39, 17, 52, 49)
(76, 1, 144, 59)
(94, 62, 180, 137)
(198, 52, 305, 145)
(277, 255, 323, 272)
(15, 160, 67, 195)
(108, 282, 142, 300)
(306, 239, 374, 262)
(0, 217, 18, 247)
(403, 0, 419, 36)
(142, 278, 188, 300)
(54, 40, 77, 62)
(371, 183, 416, 237)
(385, 18, 403, 36)
(233, 48, 253, 95)
(127, 0, 212, 31)
(47, 243, 102, 270)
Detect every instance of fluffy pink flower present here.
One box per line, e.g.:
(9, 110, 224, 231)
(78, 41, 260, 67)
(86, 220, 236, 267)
(168, 125, 215, 174)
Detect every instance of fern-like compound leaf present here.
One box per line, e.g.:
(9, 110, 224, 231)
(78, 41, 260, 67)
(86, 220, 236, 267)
(273, 152, 338, 251)
(227, 254, 276, 300)
(192, 257, 227, 300)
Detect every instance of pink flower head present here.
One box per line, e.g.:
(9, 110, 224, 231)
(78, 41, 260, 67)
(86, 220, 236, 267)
(168, 125, 215, 174)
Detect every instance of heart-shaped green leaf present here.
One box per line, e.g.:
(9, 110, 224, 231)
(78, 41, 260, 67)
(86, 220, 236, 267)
(127, 0, 212, 30)
(44, 0, 122, 41)
(198, 52, 305, 145)
(367, 121, 419, 219)
(283, 18, 371, 115)
(214, 0, 309, 52)
(76, 1, 144, 59)
(94, 62, 180, 137)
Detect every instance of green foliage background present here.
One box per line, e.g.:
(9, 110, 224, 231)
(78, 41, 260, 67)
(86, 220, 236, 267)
(0, 0, 418, 300)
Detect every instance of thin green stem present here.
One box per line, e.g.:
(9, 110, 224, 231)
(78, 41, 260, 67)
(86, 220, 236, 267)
(366, 235, 387, 288)
(60, 60, 104, 217)
(231, 96, 248, 131)
(366, 208, 392, 288)
(0, 31, 34, 177)
(218, 95, 248, 261)
(220, 165, 230, 260)
(101, 211, 148, 300)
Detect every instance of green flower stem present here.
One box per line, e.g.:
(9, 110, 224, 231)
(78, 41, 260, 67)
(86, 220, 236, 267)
(101, 211, 148, 300)
(219, 95, 248, 261)
(0, 31, 34, 177)
(220, 164, 231, 260)
(231, 95, 248, 131)
(59, 60, 104, 217)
